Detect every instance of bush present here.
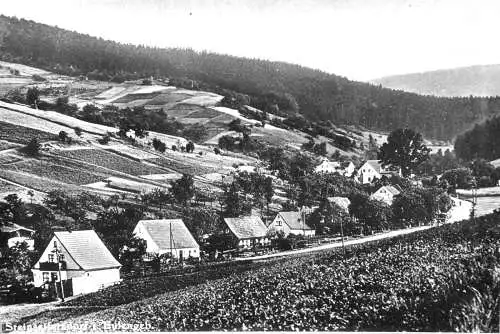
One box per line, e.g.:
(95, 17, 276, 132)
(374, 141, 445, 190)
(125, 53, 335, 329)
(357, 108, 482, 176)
(98, 134, 110, 145)
(22, 138, 40, 156)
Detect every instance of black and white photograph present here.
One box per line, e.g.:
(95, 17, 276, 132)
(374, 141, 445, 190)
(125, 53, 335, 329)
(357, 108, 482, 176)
(0, 0, 499, 332)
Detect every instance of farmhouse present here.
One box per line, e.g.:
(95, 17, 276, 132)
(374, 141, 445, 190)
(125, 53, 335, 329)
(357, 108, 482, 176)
(133, 219, 200, 260)
(268, 211, 316, 237)
(31, 230, 121, 297)
(314, 159, 355, 177)
(315, 159, 340, 174)
(370, 185, 401, 205)
(0, 223, 34, 250)
(356, 160, 401, 184)
(223, 216, 270, 248)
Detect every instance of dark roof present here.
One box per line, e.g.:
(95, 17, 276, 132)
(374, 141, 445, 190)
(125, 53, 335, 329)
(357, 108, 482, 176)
(278, 212, 314, 230)
(136, 219, 199, 250)
(54, 230, 121, 270)
(224, 216, 268, 240)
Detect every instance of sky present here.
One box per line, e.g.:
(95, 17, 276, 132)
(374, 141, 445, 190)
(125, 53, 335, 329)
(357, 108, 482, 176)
(1, 0, 500, 81)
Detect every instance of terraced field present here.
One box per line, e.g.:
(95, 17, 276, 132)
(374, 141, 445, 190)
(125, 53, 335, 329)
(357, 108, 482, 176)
(0, 179, 24, 194)
(4, 159, 109, 185)
(0, 140, 20, 150)
(56, 149, 166, 175)
(0, 121, 56, 144)
(147, 157, 219, 175)
(0, 169, 82, 194)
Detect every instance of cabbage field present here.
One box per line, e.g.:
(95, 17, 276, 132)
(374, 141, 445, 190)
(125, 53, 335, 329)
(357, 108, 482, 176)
(25, 211, 500, 332)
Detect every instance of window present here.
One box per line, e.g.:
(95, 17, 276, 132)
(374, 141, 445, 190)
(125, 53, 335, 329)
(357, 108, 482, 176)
(59, 254, 65, 262)
(276, 219, 282, 226)
(42, 272, 49, 282)
(51, 273, 58, 281)
(53, 241, 57, 248)
(48, 254, 54, 263)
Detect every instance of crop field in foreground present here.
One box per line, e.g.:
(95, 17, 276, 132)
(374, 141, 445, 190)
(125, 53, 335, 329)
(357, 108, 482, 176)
(41, 212, 500, 332)
(56, 149, 166, 176)
(0, 121, 55, 144)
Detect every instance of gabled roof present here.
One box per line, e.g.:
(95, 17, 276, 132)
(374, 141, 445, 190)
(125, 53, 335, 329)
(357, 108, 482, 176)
(365, 160, 399, 175)
(0, 223, 34, 234)
(315, 160, 341, 171)
(379, 185, 401, 196)
(224, 216, 268, 240)
(278, 212, 314, 230)
(135, 219, 199, 250)
(53, 230, 121, 270)
(366, 160, 383, 173)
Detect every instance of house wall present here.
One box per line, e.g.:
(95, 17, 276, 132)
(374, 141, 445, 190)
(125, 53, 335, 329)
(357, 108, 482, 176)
(156, 247, 200, 259)
(289, 229, 316, 237)
(359, 163, 381, 184)
(237, 237, 270, 248)
(7, 237, 34, 249)
(72, 268, 121, 295)
(267, 214, 292, 236)
(344, 163, 355, 177)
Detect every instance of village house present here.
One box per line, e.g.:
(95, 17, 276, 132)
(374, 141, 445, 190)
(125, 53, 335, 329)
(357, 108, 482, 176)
(31, 230, 121, 297)
(314, 159, 355, 177)
(327, 196, 351, 213)
(133, 219, 200, 261)
(370, 185, 401, 205)
(223, 216, 270, 249)
(267, 211, 316, 237)
(0, 223, 35, 250)
(356, 160, 401, 184)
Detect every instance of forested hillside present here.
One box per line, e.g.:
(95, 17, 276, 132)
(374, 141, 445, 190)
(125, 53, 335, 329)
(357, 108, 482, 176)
(454, 115, 500, 161)
(2, 15, 500, 141)
(373, 64, 500, 97)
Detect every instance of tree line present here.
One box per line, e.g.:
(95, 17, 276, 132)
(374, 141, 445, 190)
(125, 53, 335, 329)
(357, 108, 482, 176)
(2, 15, 500, 141)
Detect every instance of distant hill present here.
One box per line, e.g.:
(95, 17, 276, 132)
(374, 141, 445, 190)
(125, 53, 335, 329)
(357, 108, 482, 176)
(372, 65, 500, 97)
(3, 15, 500, 141)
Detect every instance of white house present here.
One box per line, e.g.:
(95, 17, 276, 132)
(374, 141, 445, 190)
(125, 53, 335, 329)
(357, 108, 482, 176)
(223, 216, 270, 248)
(314, 160, 355, 177)
(31, 230, 121, 297)
(267, 211, 316, 237)
(0, 223, 35, 250)
(133, 219, 200, 261)
(356, 160, 401, 184)
(370, 185, 401, 205)
(327, 197, 351, 213)
(315, 160, 341, 174)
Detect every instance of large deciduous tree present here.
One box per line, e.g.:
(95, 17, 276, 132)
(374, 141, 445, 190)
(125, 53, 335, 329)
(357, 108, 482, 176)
(378, 128, 430, 177)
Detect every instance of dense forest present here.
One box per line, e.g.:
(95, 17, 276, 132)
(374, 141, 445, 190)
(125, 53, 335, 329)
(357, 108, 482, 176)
(1, 15, 500, 141)
(454, 115, 500, 161)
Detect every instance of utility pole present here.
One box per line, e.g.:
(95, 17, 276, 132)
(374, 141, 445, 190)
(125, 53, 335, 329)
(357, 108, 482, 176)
(53, 247, 65, 302)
